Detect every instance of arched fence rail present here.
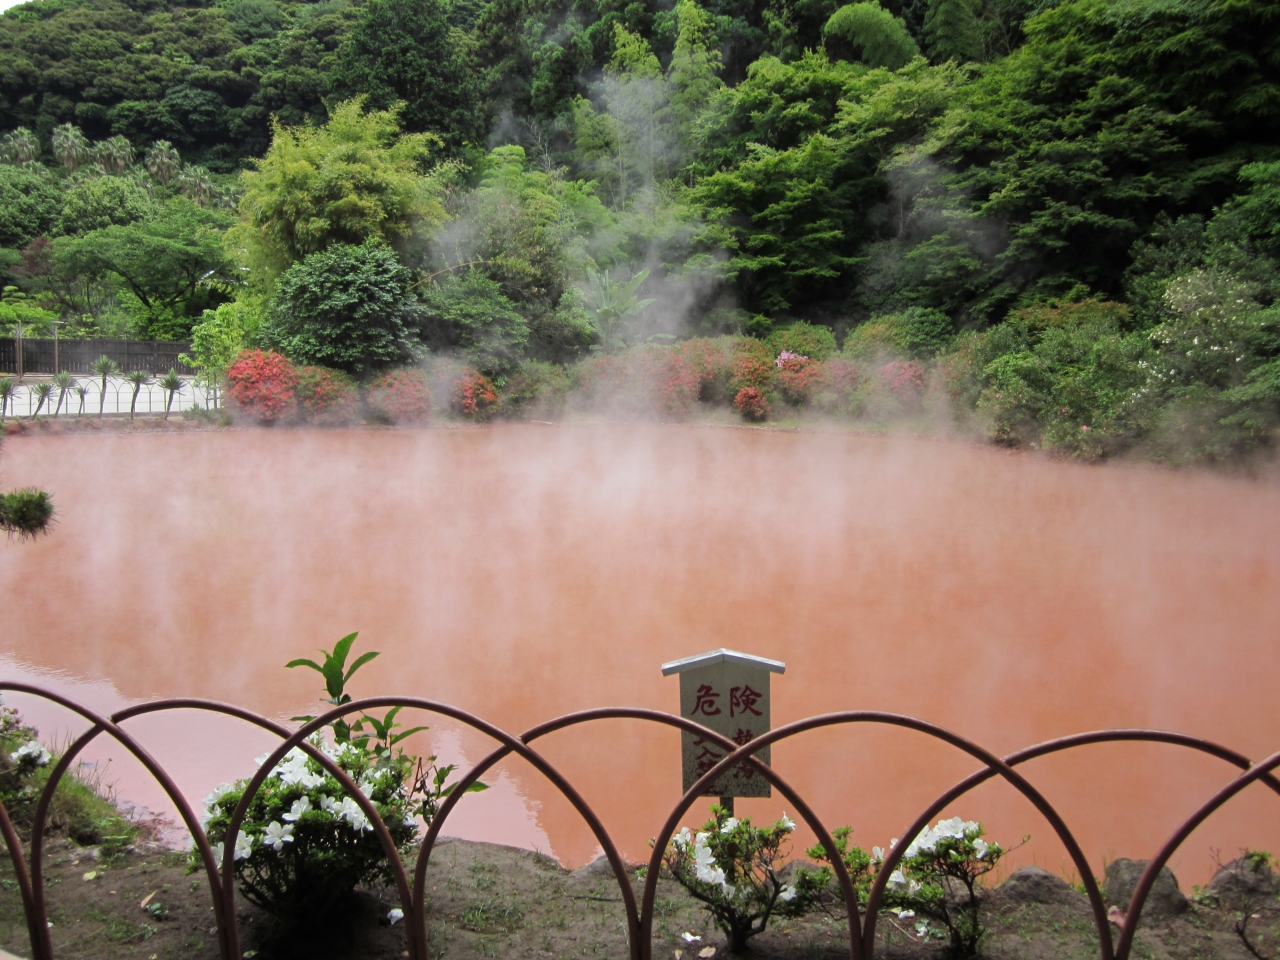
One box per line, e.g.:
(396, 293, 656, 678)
(0, 682, 1276, 960)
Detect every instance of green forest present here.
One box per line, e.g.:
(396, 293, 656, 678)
(2, 0, 1280, 463)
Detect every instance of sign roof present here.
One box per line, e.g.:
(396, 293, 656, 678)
(660, 648, 786, 676)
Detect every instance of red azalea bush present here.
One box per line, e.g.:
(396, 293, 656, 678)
(296, 366, 360, 426)
(734, 386, 770, 422)
(729, 340, 774, 395)
(225, 349, 298, 424)
(774, 352, 826, 405)
(451, 368, 500, 420)
(877, 359, 927, 409)
(367, 368, 432, 424)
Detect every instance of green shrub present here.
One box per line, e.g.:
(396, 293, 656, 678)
(502, 361, 573, 417)
(662, 806, 825, 953)
(766, 322, 837, 360)
(844, 308, 954, 360)
(197, 635, 483, 923)
(416, 272, 530, 377)
(262, 241, 420, 377)
(0, 488, 54, 539)
(806, 817, 1006, 959)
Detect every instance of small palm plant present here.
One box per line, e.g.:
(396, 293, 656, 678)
(124, 370, 151, 420)
(75, 384, 90, 416)
(92, 356, 119, 416)
(30, 382, 54, 419)
(0, 378, 13, 421)
(51, 371, 75, 417)
(158, 370, 183, 420)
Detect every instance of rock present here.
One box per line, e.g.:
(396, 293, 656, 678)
(571, 854, 634, 879)
(1208, 855, 1279, 909)
(997, 865, 1080, 905)
(1104, 859, 1187, 923)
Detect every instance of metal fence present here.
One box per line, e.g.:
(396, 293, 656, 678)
(0, 376, 215, 419)
(0, 686, 1277, 960)
(0, 339, 195, 377)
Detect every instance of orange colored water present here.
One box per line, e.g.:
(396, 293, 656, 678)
(1, 426, 1278, 885)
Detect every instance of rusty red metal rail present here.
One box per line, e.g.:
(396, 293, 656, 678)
(1, 682, 1276, 960)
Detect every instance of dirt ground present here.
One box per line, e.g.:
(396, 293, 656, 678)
(0, 837, 1274, 960)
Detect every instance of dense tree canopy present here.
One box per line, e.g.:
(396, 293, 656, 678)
(3, 0, 1280, 461)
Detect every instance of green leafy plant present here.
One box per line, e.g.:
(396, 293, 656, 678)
(158, 370, 183, 420)
(29, 382, 53, 420)
(585, 268, 655, 353)
(199, 633, 487, 926)
(0, 489, 55, 539)
(0, 378, 14, 421)
(50, 372, 75, 418)
(807, 817, 1007, 958)
(661, 805, 825, 953)
(92, 356, 120, 417)
(124, 370, 152, 420)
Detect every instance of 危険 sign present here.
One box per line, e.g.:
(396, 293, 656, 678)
(661, 648, 785, 797)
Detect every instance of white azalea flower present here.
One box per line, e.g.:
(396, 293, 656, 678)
(319, 795, 342, 816)
(778, 813, 795, 832)
(211, 842, 225, 864)
(681, 932, 701, 942)
(778, 884, 797, 902)
(672, 827, 693, 850)
(340, 797, 372, 832)
(973, 839, 990, 860)
(359, 782, 375, 799)
(10, 741, 50, 766)
(200, 803, 220, 829)
(403, 811, 418, 829)
(387, 908, 404, 926)
(888, 869, 907, 888)
(204, 783, 234, 808)
(233, 832, 254, 860)
(893, 909, 915, 919)
(282, 797, 312, 822)
(871, 846, 885, 861)
(720, 817, 739, 833)
(262, 821, 294, 852)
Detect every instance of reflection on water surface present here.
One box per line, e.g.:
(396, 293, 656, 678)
(2, 426, 1278, 883)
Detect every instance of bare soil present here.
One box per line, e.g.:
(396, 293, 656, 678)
(0, 838, 1273, 960)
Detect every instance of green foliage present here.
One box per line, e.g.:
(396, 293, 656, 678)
(332, 0, 483, 155)
(58, 175, 157, 235)
(52, 199, 234, 337)
(585, 267, 655, 352)
(824, 3, 920, 69)
(0, 166, 62, 250)
(201, 634, 483, 923)
(662, 807, 823, 952)
(0, 488, 55, 539)
(263, 240, 419, 377)
(233, 99, 449, 275)
(844, 307, 954, 359)
(182, 299, 258, 401)
(416, 271, 529, 376)
(0, 285, 58, 336)
(767, 321, 837, 359)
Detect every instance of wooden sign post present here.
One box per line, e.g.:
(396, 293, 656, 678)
(661, 648, 785, 816)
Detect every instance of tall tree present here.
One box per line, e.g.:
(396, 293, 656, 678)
(231, 99, 450, 277)
(668, 0, 724, 169)
(824, 2, 920, 68)
(332, 0, 484, 155)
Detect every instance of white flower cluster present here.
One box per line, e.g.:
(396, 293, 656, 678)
(9, 741, 50, 766)
(902, 817, 992, 859)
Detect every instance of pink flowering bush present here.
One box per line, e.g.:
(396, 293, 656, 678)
(877, 359, 927, 410)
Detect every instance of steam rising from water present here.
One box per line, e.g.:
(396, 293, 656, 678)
(1, 426, 1278, 882)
